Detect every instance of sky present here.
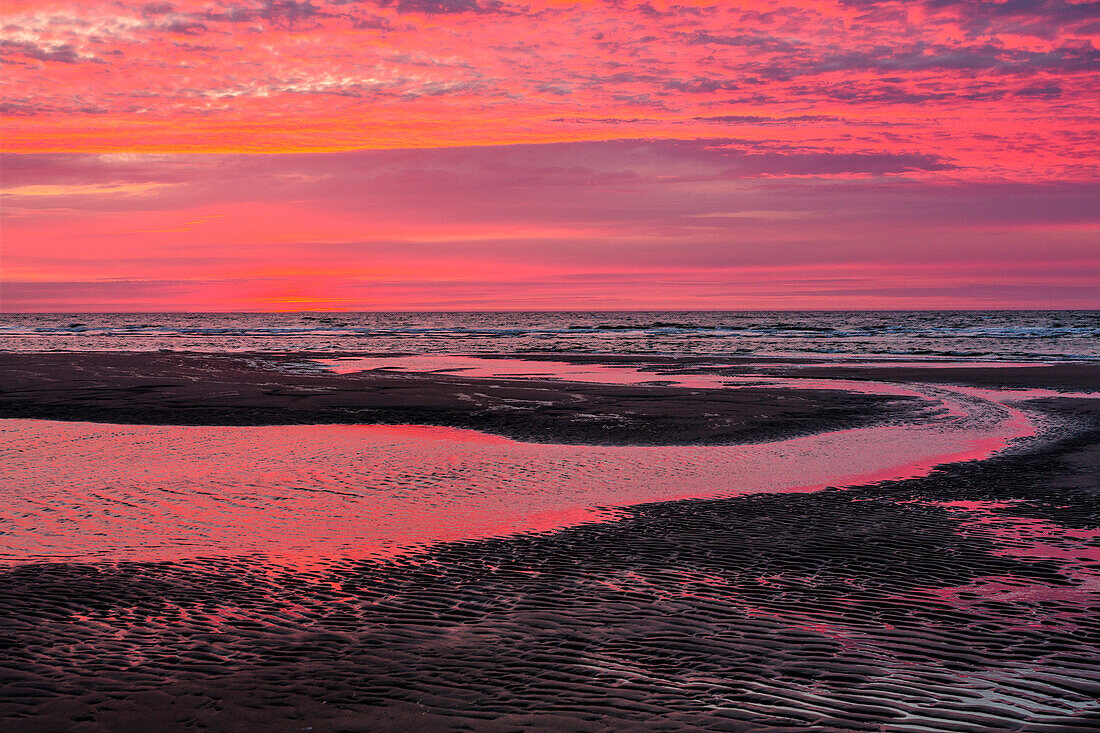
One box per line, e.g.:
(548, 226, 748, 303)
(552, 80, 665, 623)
(1, 0, 1097, 311)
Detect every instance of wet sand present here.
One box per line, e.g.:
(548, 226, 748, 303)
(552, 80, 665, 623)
(754, 361, 1100, 393)
(485, 352, 1100, 392)
(0, 352, 929, 445)
(1, 354, 1098, 731)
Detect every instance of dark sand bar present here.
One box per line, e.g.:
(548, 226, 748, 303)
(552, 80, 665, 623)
(0, 351, 932, 445)
(1, 353, 1098, 731)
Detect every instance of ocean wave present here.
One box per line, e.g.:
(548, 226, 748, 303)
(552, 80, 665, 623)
(1, 312, 1097, 360)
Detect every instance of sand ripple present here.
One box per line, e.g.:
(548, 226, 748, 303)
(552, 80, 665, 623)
(1, 407, 1097, 731)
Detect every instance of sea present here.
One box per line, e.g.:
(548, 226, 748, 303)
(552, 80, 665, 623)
(1, 311, 1097, 361)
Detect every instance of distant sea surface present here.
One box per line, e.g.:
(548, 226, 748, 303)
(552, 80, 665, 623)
(1, 311, 1097, 361)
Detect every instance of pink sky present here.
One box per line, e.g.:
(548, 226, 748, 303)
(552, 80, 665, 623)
(1, 0, 1098, 310)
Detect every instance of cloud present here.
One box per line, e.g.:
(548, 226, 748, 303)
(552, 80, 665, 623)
(0, 40, 84, 64)
(743, 42, 1100, 81)
(374, 0, 511, 15)
(351, 12, 396, 30)
(686, 32, 805, 54)
(921, 0, 1100, 37)
(0, 101, 47, 116)
(693, 115, 841, 125)
(3, 144, 1096, 311)
(0, 140, 952, 193)
(1, 0, 1096, 184)
(156, 17, 210, 34)
(258, 0, 329, 28)
(0, 279, 237, 310)
(1015, 81, 1063, 97)
(141, 3, 177, 16)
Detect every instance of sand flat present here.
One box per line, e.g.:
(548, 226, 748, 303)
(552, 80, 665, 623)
(0, 354, 1097, 731)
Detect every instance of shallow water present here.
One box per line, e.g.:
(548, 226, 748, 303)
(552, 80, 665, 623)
(313, 354, 725, 386)
(0, 382, 1038, 566)
(309, 354, 1098, 398)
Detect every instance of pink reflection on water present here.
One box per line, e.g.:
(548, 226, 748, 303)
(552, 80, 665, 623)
(926, 500, 1100, 605)
(314, 354, 730, 388)
(314, 355, 1097, 402)
(0, 384, 1039, 567)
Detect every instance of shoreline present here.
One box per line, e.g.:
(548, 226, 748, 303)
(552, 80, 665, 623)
(4, 351, 1097, 444)
(1, 397, 1097, 731)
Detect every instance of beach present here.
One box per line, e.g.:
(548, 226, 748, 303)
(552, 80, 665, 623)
(1, 347, 1098, 731)
(6, 0, 1099, 720)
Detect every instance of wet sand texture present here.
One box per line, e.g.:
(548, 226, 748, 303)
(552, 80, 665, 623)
(762, 362, 1100, 392)
(1, 399, 1098, 732)
(457, 352, 1100, 392)
(0, 352, 928, 444)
